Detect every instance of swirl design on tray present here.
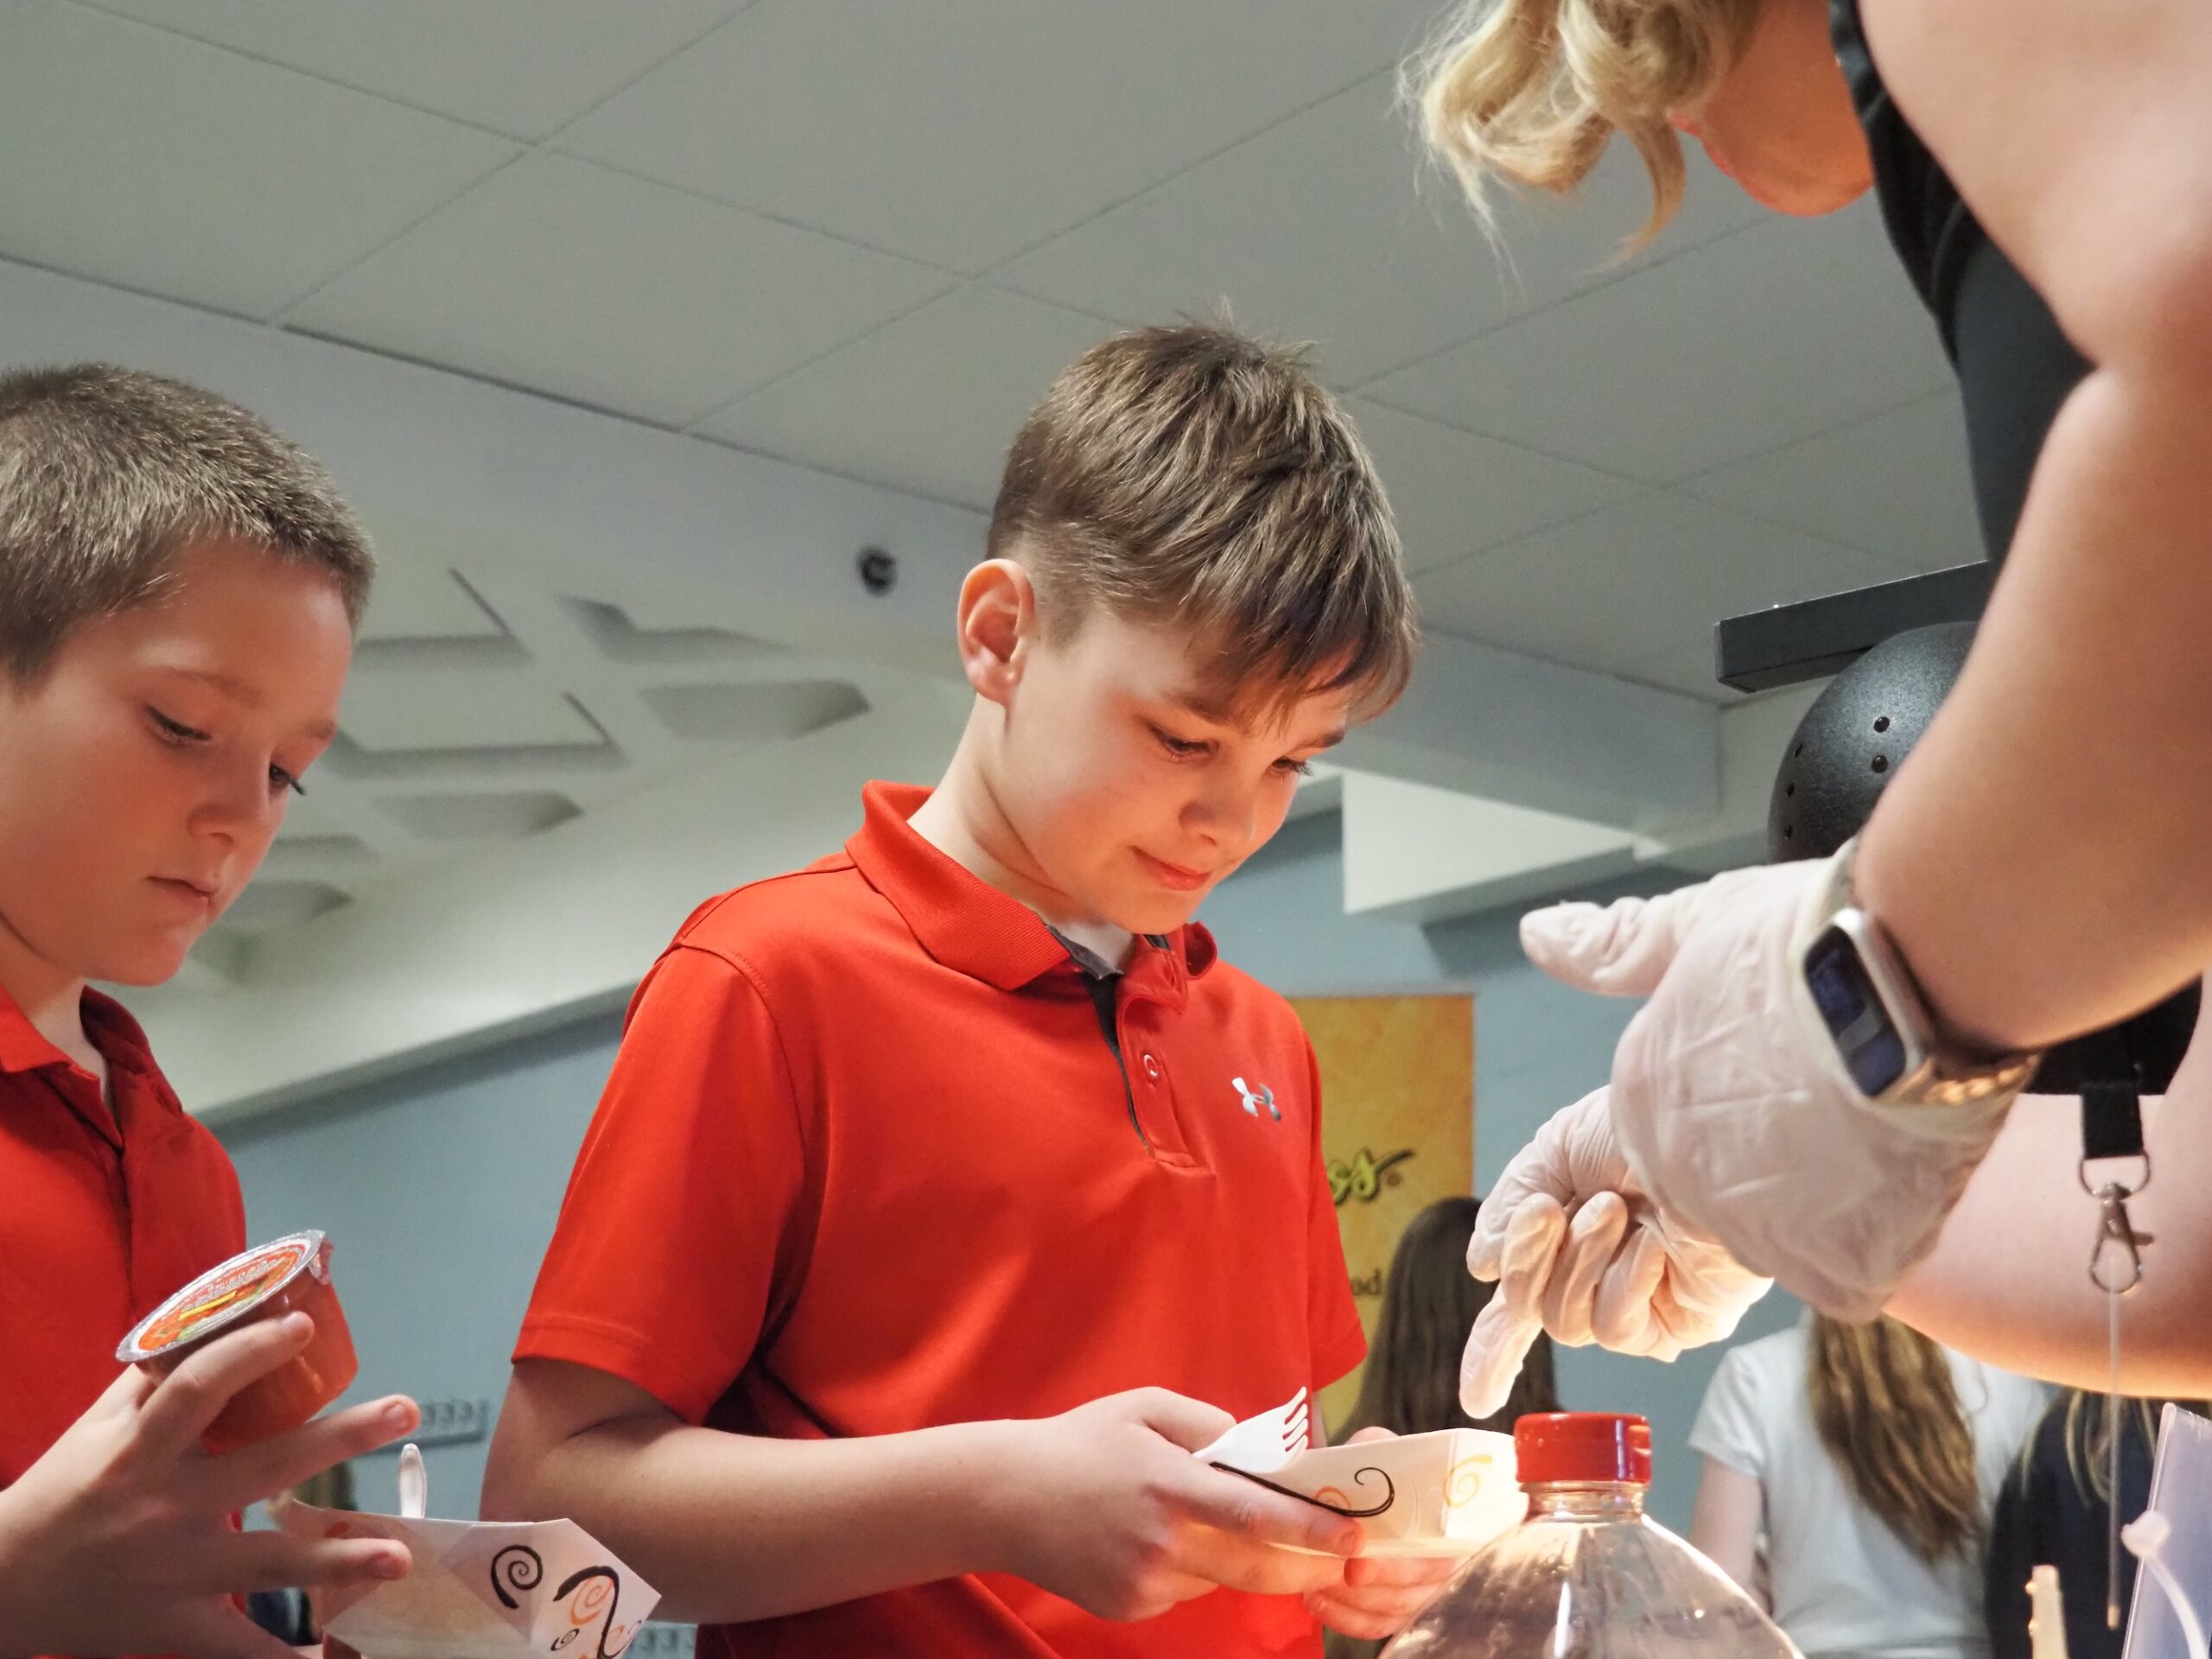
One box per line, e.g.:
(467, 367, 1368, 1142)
(1445, 1452, 1494, 1506)
(549, 1566, 638, 1659)
(492, 1544, 545, 1610)
(1224, 1465, 1397, 1519)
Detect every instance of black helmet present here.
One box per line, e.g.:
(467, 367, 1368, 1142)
(1770, 623, 2198, 1093)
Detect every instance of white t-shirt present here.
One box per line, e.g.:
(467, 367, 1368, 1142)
(1690, 1319, 2050, 1659)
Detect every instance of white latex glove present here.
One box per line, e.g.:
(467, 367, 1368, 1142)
(1459, 1088, 1770, 1418)
(1525, 855, 2022, 1320)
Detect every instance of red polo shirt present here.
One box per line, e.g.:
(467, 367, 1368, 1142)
(517, 781, 1366, 1658)
(0, 984, 246, 1496)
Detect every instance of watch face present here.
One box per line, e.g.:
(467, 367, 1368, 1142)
(1805, 925, 1909, 1096)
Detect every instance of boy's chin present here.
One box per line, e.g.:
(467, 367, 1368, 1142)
(93, 935, 201, 988)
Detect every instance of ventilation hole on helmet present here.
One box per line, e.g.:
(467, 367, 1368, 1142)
(1871, 754, 1889, 773)
(1783, 823, 1795, 839)
(1784, 783, 1796, 798)
(1794, 743, 1804, 758)
(1873, 715, 1891, 734)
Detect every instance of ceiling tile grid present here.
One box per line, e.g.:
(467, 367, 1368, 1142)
(995, 74, 1769, 390)
(0, 2, 518, 320)
(558, 0, 1444, 274)
(286, 152, 954, 426)
(698, 283, 1120, 507)
(1414, 488, 1917, 701)
(75, 0, 752, 142)
(1363, 198, 1955, 483)
(0, 0, 1999, 914)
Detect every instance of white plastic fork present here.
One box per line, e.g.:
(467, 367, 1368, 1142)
(1194, 1388, 1311, 1475)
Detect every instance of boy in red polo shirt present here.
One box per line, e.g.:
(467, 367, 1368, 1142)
(488, 324, 1440, 1656)
(0, 367, 419, 1659)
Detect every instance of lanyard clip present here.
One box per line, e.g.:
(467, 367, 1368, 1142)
(2088, 1182, 2154, 1294)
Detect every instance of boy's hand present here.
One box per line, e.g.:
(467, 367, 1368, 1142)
(1300, 1430, 1457, 1639)
(993, 1389, 1360, 1622)
(0, 1312, 418, 1659)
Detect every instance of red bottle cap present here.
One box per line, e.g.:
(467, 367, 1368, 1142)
(1514, 1412, 1653, 1484)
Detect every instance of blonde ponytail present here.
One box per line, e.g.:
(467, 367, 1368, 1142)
(1414, 0, 1763, 242)
(1808, 1316, 1982, 1563)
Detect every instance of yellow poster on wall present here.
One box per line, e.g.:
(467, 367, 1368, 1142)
(1290, 990, 1475, 1433)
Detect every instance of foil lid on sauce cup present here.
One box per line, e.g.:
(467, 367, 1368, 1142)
(118, 1230, 359, 1453)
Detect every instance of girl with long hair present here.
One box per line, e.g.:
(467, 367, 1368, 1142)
(1689, 1314, 2046, 1659)
(1986, 1394, 2210, 1659)
(1338, 1196, 1562, 1442)
(1327, 1196, 1561, 1659)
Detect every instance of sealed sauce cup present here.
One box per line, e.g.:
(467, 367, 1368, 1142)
(117, 1230, 358, 1454)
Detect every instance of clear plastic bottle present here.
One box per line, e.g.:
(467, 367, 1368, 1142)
(1384, 1413, 1802, 1659)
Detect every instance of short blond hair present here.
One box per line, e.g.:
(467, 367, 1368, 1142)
(988, 322, 1416, 719)
(1414, 0, 1763, 242)
(0, 364, 374, 681)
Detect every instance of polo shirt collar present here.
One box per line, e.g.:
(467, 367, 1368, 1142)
(0, 979, 163, 1084)
(847, 781, 1217, 1002)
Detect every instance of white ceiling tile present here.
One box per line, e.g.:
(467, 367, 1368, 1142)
(81, 0, 748, 141)
(561, 0, 1439, 274)
(1348, 400, 1635, 575)
(700, 285, 1115, 508)
(1682, 389, 1984, 570)
(998, 77, 1769, 388)
(340, 676, 600, 752)
(0, 3, 518, 319)
(1365, 199, 1954, 483)
(288, 154, 951, 426)
(1415, 492, 1906, 700)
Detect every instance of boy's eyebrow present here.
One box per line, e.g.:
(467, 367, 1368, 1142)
(162, 665, 261, 706)
(162, 665, 337, 742)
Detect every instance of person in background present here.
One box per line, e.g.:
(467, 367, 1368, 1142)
(1337, 1196, 1561, 1444)
(1327, 1196, 1562, 1659)
(1689, 1314, 2047, 1659)
(1985, 1396, 2209, 1659)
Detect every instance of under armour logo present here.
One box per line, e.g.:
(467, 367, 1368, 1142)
(1233, 1077, 1280, 1121)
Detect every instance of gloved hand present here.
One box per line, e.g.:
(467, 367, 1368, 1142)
(1524, 855, 2022, 1319)
(1459, 1088, 1770, 1418)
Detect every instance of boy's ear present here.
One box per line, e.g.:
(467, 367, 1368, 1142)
(956, 559, 1036, 708)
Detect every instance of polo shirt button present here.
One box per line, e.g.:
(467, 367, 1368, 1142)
(1142, 1053, 1161, 1081)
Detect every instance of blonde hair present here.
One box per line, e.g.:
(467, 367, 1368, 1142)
(1808, 1316, 1980, 1563)
(988, 321, 1417, 721)
(1414, 0, 1764, 241)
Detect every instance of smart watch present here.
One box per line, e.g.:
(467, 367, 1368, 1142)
(1799, 840, 2041, 1109)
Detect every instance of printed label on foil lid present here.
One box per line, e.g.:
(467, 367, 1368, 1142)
(120, 1232, 320, 1360)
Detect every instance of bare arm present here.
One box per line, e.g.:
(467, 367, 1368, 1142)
(1886, 1090, 2212, 1395)
(1687, 1458, 1764, 1605)
(480, 1359, 1362, 1627)
(1853, 0, 2212, 1049)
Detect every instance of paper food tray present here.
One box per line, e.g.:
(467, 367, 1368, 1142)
(1236, 1427, 1524, 1557)
(280, 1499, 660, 1659)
